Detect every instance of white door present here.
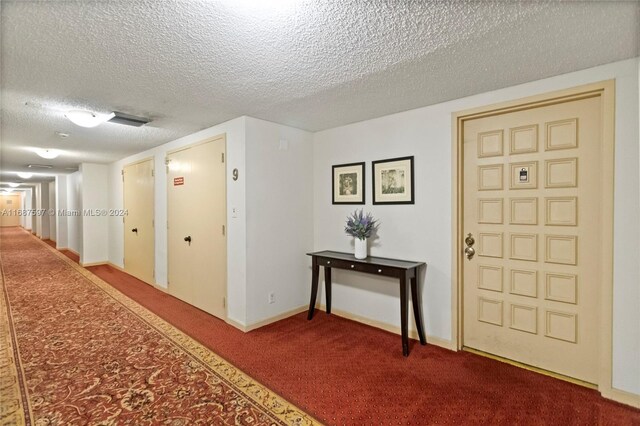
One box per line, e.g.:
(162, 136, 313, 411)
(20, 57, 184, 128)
(463, 94, 606, 384)
(123, 159, 155, 285)
(167, 136, 227, 319)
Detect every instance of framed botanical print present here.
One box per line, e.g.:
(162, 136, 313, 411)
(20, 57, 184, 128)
(372, 156, 414, 204)
(332, 162, 365, 204)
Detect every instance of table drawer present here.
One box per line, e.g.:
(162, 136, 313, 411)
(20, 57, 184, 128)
(317, 257, 400, 278)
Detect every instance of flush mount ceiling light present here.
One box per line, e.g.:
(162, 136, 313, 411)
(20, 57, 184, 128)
(2, 188, 14, 193)
(35, 148, 60, 159)
(7, 183, 20, 188)
(17, 172, 33, 179)
(65, 110, 115, 128)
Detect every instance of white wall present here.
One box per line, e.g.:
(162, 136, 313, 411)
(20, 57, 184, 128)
(55, 175, 68, 248)
(19, 188, 32, 230)
(80, 163, 109, 264)
(66, 171, 82, 255)
(108, 117, 249, 324)
(313, 58, 640, 395)
(39, 182, 50, 240)
(31, 185, 37, 234)
(244, 117, 314, 324)
(34, 184, 42, 237)
(49, 181, 56, 242)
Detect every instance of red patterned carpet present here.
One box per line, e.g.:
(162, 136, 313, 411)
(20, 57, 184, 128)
(87, 252, 640, 423)
(0, 228, 318, 425)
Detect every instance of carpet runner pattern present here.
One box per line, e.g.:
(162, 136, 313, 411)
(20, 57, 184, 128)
(0, 228, 319, 425)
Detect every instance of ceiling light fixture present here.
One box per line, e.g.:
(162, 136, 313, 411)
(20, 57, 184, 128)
(2, 188, 14, 193)
(65, 110, 115, 128)
(17, 172, 33, 179)
(35, 148, 60, 159)
(8, 183, 20, 188)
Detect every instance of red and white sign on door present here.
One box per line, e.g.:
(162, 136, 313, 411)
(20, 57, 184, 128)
(174, 177, 184, 186)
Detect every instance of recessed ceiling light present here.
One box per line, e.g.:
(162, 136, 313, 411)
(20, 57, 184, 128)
(8, 183, 20, 188)
(17, 172, 33, 179)
(65, 110, 115, 128)
(55, 131, 70, 138)
(35, 149, 60, 159)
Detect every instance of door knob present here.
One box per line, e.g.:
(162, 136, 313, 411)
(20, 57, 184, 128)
(464, 233, 475, 260)
(184, 236, 192, 245)
(131, 228, 138, 233)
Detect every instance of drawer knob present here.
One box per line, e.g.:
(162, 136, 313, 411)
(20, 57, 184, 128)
(378, 269, 382, 273)
(351, 264, 355, 268)
(327, 261, 330, 264)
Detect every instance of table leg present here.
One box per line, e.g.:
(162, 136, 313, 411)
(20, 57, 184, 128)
(411, 273, 427, 345)
(400, 271, 409, 357)
(307, 263, 320, 320)
(324, 266, 332, 314)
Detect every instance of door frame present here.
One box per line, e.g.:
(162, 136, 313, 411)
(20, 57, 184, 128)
(122, 156, 156, 284)
(451, 80, 621, 401)
(165, 133, 228, 320)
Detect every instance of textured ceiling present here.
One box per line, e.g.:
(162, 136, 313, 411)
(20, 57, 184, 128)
(1, 0, 638, 183)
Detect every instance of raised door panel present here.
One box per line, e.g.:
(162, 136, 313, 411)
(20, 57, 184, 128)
(463, 95, 602, 384)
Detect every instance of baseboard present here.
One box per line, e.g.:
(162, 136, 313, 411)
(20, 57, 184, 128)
(107, 262, 126, 272)
(316, 304, 457, 351)
(80, 261, 109, 267)
(104, 262, 167, 293)
(601, 387, 640, 409)
(225, 317, 247, 332)
(226, 305, 309, 333)
(67, 248, 80, 257)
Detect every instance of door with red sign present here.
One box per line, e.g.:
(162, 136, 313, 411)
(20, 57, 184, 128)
(166, 135, 227, 319)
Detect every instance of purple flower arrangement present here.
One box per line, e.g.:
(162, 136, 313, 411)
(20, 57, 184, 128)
(345, 209, 378, 240)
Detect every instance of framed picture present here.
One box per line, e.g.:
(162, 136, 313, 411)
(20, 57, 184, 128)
(372, 156, 415, 204)
(332, 162, 365, 204)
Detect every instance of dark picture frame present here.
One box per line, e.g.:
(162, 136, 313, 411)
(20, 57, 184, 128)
(332, 162, 365, 204)
(372, 156, 415, 204)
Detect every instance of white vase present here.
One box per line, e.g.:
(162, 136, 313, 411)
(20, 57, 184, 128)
(354, 237, 368, 259)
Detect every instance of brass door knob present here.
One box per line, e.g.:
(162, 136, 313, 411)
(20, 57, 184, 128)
(464, 233, 475, 260)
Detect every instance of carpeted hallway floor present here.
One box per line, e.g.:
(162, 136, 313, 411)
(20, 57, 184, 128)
(0, 228, 316, 425)
(4, 228, 640, 424)
(86, 247, 640, 424)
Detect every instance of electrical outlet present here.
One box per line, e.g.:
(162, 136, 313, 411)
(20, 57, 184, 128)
(268, 292, 275, 304)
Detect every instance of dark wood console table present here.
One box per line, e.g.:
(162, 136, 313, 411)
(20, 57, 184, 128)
(306, 250, 427, 357)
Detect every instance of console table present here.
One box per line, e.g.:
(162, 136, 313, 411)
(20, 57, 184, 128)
(306, 250, 427, 357)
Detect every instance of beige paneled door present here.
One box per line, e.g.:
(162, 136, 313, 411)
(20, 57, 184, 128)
(462, 93, 609, 384)
(166, 135, 227, 319)
(123, 159, 155, 285)
(0, 194, 21, 227)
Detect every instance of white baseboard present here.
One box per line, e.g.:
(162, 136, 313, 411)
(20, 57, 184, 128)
(80, 260, 108, 267)
(226, 305, 309, 333)
(316, 304, 456, 351)
(601, 387, 640, 408)
(102, 262, 165, 292)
